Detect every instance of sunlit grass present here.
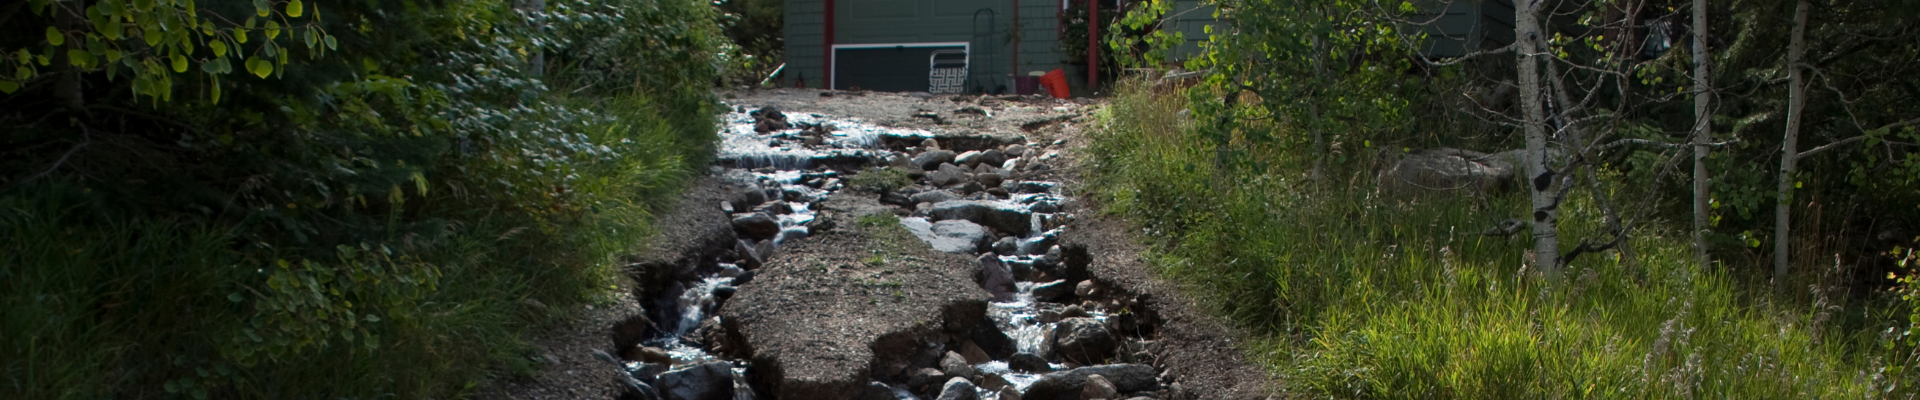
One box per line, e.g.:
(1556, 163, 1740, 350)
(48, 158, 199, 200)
(1085, 79, 1914, 399)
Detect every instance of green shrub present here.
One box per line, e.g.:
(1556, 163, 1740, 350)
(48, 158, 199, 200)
(0, 0, 723, 398)
(1087, 80, 1916, 398)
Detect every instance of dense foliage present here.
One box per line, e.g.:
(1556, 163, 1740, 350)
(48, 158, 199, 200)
(1092, 0, 1920, 396)
(0, 0, 724, 398)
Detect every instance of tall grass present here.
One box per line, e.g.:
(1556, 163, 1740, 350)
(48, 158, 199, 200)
(0, 91, 710, 399)
(1085, 80, 1915, 398)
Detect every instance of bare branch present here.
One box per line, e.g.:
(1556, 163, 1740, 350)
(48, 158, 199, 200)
(1795, 117, 1920, 159)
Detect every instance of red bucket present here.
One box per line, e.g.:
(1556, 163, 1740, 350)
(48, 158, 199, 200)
(1039, 69, 1070, 99)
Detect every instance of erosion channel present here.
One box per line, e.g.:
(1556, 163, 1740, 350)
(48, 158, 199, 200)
(602, 95, 1177, 400)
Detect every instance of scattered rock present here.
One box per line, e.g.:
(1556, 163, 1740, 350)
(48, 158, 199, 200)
(909, 368, 949, 392)
(731, 213, 781, 240)
(930, 163, 973, 186)
(977, 253, 1017, 302)
(1082, 374, 1119, 400)
(978, 372, 1012, 391)
(936, 377, 981, 400)
(960, 340, 993, 365)
(1052, 318, 1115, 364)
(912, 190, 963, 205)
(1004, 144, 1029, 157)
(914, 150, 959, 170)
(901, 218, 993, 254)
(1023, 364, 1160, 400)
(941, 351, 975, 380)
(1031, 280, 1075, 303)
(1075, 280, 1099, 298)
(976, 169, 1005, 188)
(992, 237, 1019, 256)
(1009, 352, 1053, 373)
(656, 361, 736, 400)
(929, 200, 1033, 235)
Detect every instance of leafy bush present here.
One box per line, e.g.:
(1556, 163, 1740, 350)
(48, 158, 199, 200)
(0, 0, 724, 398)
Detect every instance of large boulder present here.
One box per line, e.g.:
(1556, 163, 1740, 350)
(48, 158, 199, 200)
(1022, 364, 1160, 400)
(1378, 148, 1516, 196)
(1051, 317, 1116, 364)
(929, 200, 1033, 235)
(656, 361, 736, 400)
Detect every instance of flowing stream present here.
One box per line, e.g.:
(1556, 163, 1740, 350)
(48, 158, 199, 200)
(616, 103, 1139, 400)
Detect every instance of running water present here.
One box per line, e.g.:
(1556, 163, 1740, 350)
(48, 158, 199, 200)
(619, 103, 1137, 400)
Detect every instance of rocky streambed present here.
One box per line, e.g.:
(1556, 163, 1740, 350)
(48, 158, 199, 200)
(597, 95, 1201, 400)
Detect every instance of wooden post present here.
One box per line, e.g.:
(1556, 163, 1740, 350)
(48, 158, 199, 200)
(1088, 0, 1099, 94)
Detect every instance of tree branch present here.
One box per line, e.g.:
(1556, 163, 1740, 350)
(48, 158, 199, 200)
(1795, 118, 1920, 160)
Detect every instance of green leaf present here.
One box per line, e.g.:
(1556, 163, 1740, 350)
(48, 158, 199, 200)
(287, 0, 304, 17)
(201, 59, 220, 73)
(323, 35, 337, 50)
(254, 0, 269, 17)
(303, 29, 316, 48)
(245, 17, 257, 30)
(266, 21, 280, 40)
(228, 292, 244, 302)
(0, 80, 18, 93)
(67, 49, 94, 68)
(364, 314, 380, 322)
(236, 29, 248, 44)
(46, 27, 63, 45)
(211, 41, 227, 57)
(172, 54, 188, 72)
(103, 18, 124, 40)
(14, 66, 28, 80)
(246, 57, 271, 78)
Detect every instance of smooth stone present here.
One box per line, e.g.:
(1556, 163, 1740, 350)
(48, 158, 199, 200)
(656, 361, 736, 400)
(1008, 352, 1052, 373)
(929, 200, 1033, 235)
(731, 212, 781, 240)
(941, 351, 975, 380)
(1032, 280, 1075, 303)
(1023, 364, 1160, 400)
(935, 377, 981, 400)
(1082, 374, 1118, 400)
(1052, 318, 1115, 364)
(912, 190, 963, 205)
(914, 150, 958, 170)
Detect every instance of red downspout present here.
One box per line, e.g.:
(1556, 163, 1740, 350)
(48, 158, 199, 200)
(824, 0, 836, 89)
(1088, 0, 1098, 94)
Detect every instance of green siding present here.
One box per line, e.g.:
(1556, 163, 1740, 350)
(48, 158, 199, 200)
(784, 0, 825, 88)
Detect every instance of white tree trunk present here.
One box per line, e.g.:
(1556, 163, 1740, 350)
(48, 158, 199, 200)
(1690, 0, 1713, 267)
(1516, 0, 1559, 275)
(1774, 0, 1810, 287)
